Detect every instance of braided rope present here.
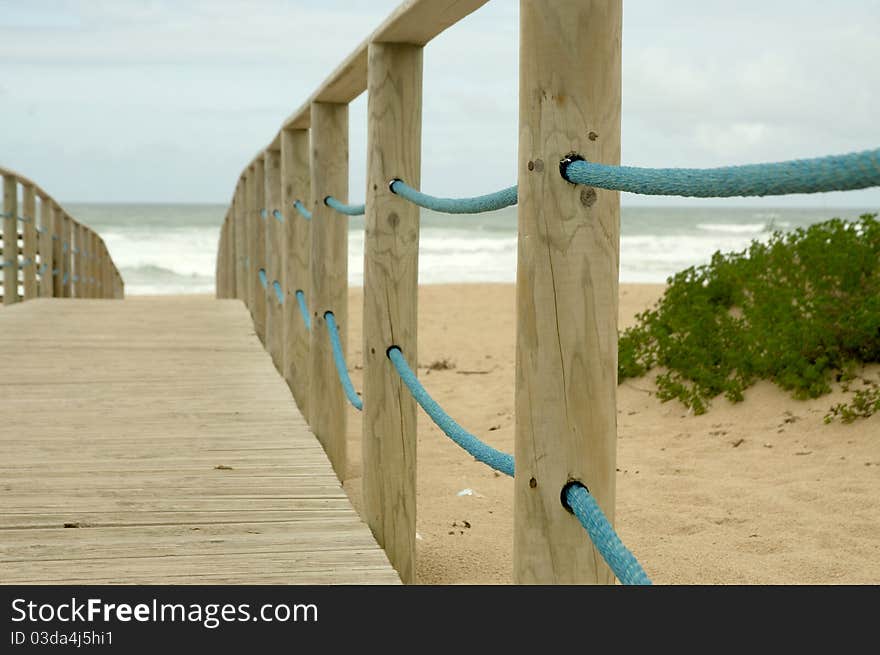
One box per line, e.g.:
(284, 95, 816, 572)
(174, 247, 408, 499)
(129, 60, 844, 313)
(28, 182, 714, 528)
(293, 200, 312, 220)
(295, 290, 311, 330)
(324, 311, 363, 411)
(324, 196, 365, 216)
(562, 147, 880, 197)
(390, 179, 517, 214)
(272, 280, 284, 304)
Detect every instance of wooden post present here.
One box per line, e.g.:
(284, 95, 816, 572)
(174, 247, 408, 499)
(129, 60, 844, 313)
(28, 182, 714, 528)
(216, 214, 226, 299)
(514, 0, 622, 584)
(249, 161, 267, 341)
(100, 240, 112, 298)
(52, 204, 63, 298)
(61, 214, 72, 298)
(2, 175, 18, 305)
(90, 231, 100, 299)
(21, 183, 37, 300)
(281, 128, 311, 420)
(223, 212, 235, 299)
(244, 173, 256, 311)
(235, 182, 248, 302)
(73, 222, 84, 298)
(264, 147, 283, 371)
(361, 42, 423, 584)
(38, 194, 53, 298)
(308, 101, 349, 479)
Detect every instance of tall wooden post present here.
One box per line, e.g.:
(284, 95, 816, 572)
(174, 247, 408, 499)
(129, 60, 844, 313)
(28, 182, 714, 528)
(216, 214, 226, 299)
(243, 173, 255, 311)
(101, 240, 112, 298)
(90, 231, 100, 298)
(21, 183, 37, 300)
(2, 175, 17, 305)
(250, 160, 267, 342)
(38, 194, 53, 298)
(234, 183, 246, 302)
(514, 0, 622, 584)
(52, 204, 63, 298)
(264, 147, 283, 371)
(281, 128, 311, 419)
(73, 223, 84, 298)
(61, 214, 72, 298)
(223, 213, 235, 299)
(362, 42, 423, 584)
(308, 101, 349, 479)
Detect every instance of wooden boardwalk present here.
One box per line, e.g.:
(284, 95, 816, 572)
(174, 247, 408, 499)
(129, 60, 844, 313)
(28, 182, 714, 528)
(0, 297, 399, 584)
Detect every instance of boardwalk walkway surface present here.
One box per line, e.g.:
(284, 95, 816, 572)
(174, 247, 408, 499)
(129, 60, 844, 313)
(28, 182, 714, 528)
(0, 297, 399, 584)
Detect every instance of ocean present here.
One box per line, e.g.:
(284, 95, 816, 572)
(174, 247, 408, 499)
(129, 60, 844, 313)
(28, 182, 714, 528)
(67, 204, 876, 295)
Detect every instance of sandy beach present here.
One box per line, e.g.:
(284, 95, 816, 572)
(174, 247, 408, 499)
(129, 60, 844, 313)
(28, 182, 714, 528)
(337, 283, 880, 584)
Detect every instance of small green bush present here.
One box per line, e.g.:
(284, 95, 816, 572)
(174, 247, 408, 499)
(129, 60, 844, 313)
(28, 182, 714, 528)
(618, 214, 880, 418)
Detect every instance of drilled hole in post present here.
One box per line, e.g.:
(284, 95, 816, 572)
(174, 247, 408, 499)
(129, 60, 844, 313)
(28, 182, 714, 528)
(560, 480, 588, 514)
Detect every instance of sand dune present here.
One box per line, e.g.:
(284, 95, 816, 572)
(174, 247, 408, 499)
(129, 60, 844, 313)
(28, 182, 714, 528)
(340, 283, 880, 584)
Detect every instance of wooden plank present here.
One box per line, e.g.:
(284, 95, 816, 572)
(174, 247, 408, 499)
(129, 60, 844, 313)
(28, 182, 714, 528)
(21, 182, 37, 299)
(308, 102, 349, 480)
(362, 42, 423, 585)
(38, 194, 54, 298)
(264, 147, 283, 370)
(282, 0, 489, 130)
(0, 297, 398, 585)
(281, 128, 311, 420)
(2, 174, 17, 304)
(514, 0, 622, 584)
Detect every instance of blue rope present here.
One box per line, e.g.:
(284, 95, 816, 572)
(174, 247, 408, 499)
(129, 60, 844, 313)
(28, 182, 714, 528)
(295, 290, 311, 330)
(17, 215, 31, 223)
(272, 280, 284, 304)
(52, 234, 58, 241)
(390, 179, 518, 214)
(272, 209, 284, 223)
(565, 484, 652, 585)
(20, 258, 32, 268)
(260, 208, 267, 220)
(389, 346, 650, 584)
(258, 268, 267, 289)
(0, 260, 12, 268)
(63, 243, 68, 252)
(72, 248, 80, 255)
(72, 274, 79, 283)
(0, 211, 10, 219)
(324, 311, 363, 411)
(562, 147, 880, 197)
(388, 346, 514, 477)
(52, 268, 60, 276)
(38, 263, 48, 275)
(325, 196, 365, 216)
(293, 200, 312, 220)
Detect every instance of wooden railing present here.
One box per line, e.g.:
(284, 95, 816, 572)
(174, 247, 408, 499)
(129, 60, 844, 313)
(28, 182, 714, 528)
(215, 0, 622, 585)
(1, 166, 124, 304)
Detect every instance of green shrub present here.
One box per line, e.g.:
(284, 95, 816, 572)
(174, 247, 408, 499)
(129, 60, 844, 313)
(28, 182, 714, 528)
(618, 214, 880, 419)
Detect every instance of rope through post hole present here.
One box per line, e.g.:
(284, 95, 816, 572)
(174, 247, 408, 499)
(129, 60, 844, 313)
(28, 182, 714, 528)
(387, 346, 514, 476)
(565, 485, 652, 586)
(387, 346, 651, 584)
(295, 290, 311, 330)
(272, 209, 284, 223)
(272, 281, 284, 304)
(324, 196, 365, 216)
(293, 200, 312, 220)
(324, 311, 363, 411)
(561, 147, 880, 197)
(390, 179, 517, 214)
(258, 268, 267, 289)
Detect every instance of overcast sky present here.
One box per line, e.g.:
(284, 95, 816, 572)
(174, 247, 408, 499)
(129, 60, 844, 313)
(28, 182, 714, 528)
(1, 0, 878, 207)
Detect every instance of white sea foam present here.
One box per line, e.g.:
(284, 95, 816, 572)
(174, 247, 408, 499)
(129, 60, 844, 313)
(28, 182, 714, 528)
(67, 204, 869, 294)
